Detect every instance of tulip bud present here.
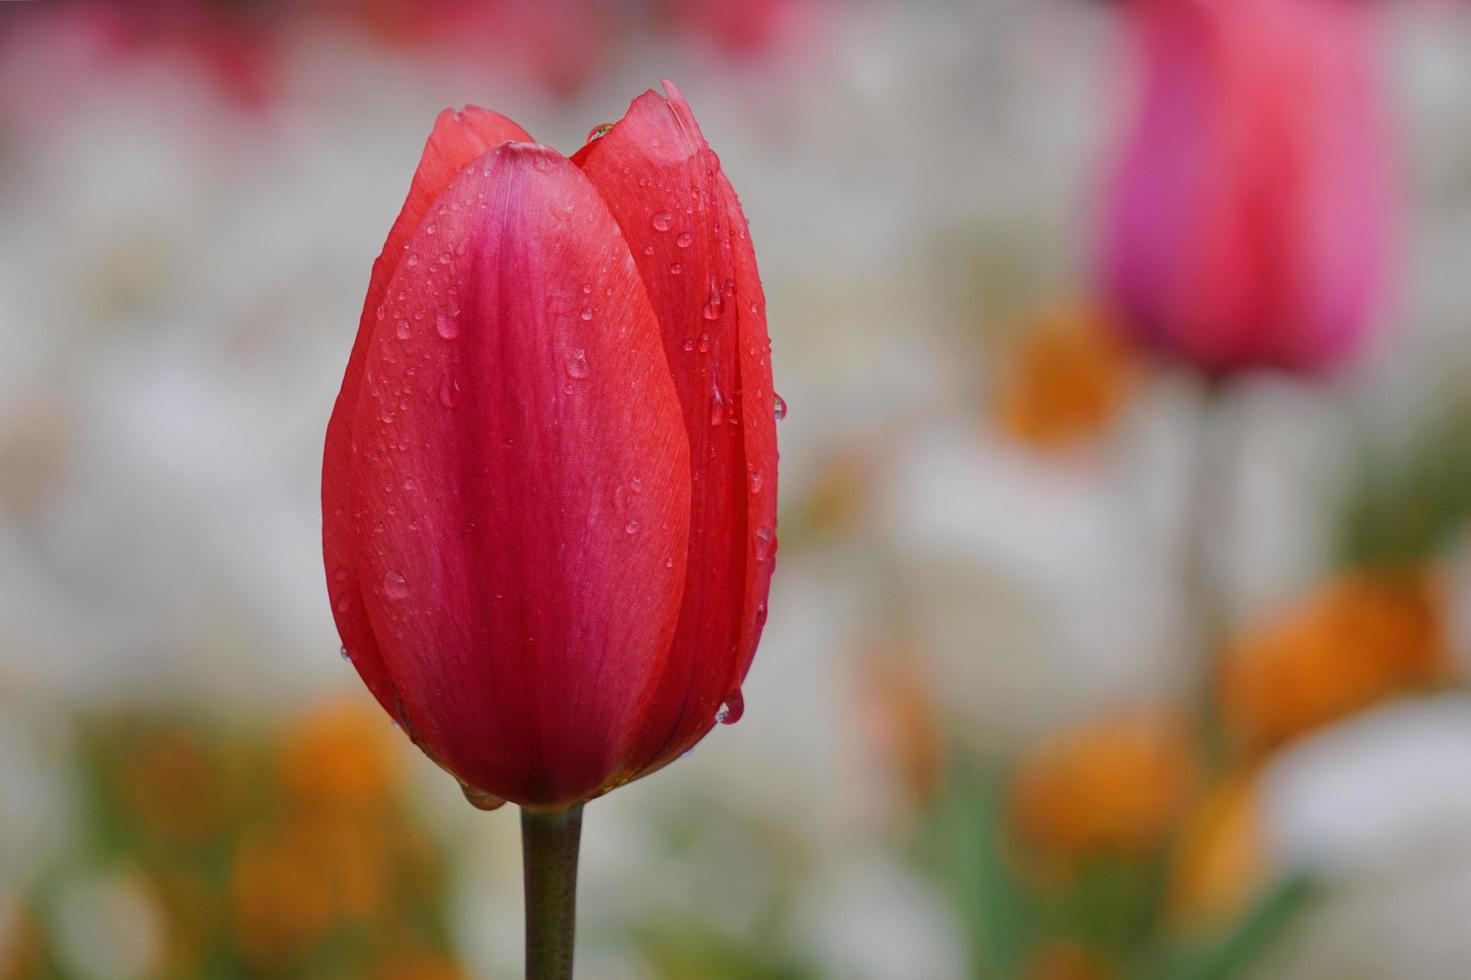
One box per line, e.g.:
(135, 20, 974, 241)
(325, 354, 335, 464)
(322, 83, 778, 812)
(1099, 0, 1396, 377)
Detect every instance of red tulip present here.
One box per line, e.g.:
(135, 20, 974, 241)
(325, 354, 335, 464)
(1099, 0, 1396, 377)
(322, 83, 778, 813)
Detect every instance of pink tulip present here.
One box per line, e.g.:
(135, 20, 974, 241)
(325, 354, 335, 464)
(1100, 0, 1396, 376)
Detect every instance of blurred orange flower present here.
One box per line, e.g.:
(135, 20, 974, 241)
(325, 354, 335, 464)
(230, 829, 337, 969)
(1168, 772, 1267, 927)
(278, 696, 403, 813)
(1219, 568, 1452, 751)
(857, 645, 945, 816)
(992, 302, 1141, 450)
(0, 910, 41, 980)
(792, 447, 876, 541)
(374, 950, 468, 980)
(1025, 941, 1113, 980)
(114, 725, 241, 845)
(1010, 709, 1197, 861)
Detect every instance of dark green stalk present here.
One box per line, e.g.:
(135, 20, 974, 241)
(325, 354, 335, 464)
(521, 803, 584, 980)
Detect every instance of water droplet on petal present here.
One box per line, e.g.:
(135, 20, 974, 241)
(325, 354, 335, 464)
(669, 262, 683, 276)
(709, 384, 726, 426)
(625, 519, 640, 534)
(461, 783, 507, 810)
(333, 592, 352, 613)
(586, 122, 615, 142)
(566, 349, 591, 379)
(383, 571, 409, 599)
(439, 378, 462, 408)
(749, 471, 763, 494)
(703, 278, 724, 320)
(754, 524, 775, 561)
(773, 393, 787, 421)
(716, 690, 744, 725)
(436, 309, 460, 339)
(651, 211, 674, 232)
(406, 253, 419, 268)
(676, 232, 693, 248)
(339, 646, 351, 662)
(579, 307, 594, 321)
(395, 319, 411, 340)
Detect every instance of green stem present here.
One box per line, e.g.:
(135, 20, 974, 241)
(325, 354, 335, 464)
(521, 803, 584, 980)
(1183, 380, 1234, 770)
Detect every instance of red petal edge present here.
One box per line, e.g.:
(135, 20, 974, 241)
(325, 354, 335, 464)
(576, 81, 778, 781)
(323, 107, 532, 724)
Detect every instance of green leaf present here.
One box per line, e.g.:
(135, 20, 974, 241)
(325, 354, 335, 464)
(915, 754, 1033, 978)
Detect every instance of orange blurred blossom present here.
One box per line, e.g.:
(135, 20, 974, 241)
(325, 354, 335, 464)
(1219, 567, 1452, 751)
(1168, 771, 1268, 928)
(992, 302, 1141, 450)
(1010, 708, 1198, 861)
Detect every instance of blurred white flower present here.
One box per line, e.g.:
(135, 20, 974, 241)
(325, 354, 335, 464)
(795, 852, 965, 980)
(48, 867, 163, 980)
(1261, 693, 1471, 878)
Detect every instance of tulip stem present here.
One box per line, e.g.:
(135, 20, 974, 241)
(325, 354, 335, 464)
(1184, 380, 1235, 770)
(521, 803, 584, 980)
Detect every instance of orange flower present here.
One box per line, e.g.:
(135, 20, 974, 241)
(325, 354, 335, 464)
(992, 303, 1140, 450)
(230, 830, 336, 970)
(114, 725, 239, 845)
(0, 910, 41, 980)
(1168, 772, 1267, 927)
(792, 448, 875, 540)
(1025, 941, 1113, 980)
(278, 697, 402, 814)
(374, 951, 467, 980)
(1219, 568, 1452, 751)
(1010, 709, 1197, 861)
(856, 646, 945, 816)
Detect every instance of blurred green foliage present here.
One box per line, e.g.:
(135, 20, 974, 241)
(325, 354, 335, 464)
(1337, 394, 1471, 567)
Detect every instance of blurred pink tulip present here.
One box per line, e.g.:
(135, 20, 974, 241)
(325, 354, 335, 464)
(1100, 0, 1397, 377)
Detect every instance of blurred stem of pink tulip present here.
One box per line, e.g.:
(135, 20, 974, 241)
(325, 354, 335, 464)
(1184, 381, 1234, 766)
(521, 803, 584, 980)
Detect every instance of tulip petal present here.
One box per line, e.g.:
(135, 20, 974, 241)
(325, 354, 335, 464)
(575, 81, 777, 777)
(346, 142, 691, 808)
(324, 107, 531, 722)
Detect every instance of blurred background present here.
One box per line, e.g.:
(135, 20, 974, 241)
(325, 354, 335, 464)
(4, 0, 1471, 977)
